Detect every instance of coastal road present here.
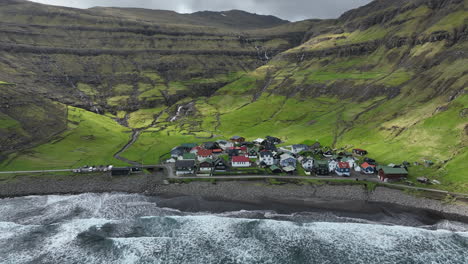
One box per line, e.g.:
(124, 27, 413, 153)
(0, 169, 73, 174)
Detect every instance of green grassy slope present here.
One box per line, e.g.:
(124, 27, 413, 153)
(0, 0, 467, 192)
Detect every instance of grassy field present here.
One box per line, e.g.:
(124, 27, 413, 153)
(0, 107, 131, 170)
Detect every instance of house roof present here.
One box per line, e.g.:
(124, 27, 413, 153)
(197, 149, 213, 156)
(200, 159, 214, 166)
(213, 149, 223, 152)
(280, 154, 294, 160)
(315, 160, 328, 165)
(230, 136, 244, 140)
(260, 151, 273, 157)
(232, 156, 250, 163)
(338, 162, 350, 169)
(181, 143, 198, 148)
(175, 160, 195, 168)
(292, 144, 308, 149)
(379, 166, 408, 175)
(270, 165, 281, 171)
(361, 162, 376, 168)
(283, 166, 296, 172)
(182, 153, 196, 160)
(353, 148, 367, 152)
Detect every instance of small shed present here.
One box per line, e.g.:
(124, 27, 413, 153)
(353, 148, 368, 156)
(230, 136, 246, 143)
(378, 166, 408, 182)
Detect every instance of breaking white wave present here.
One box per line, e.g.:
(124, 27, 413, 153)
(0, 193, 467, 264)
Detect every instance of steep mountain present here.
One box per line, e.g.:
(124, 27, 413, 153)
(0, 0, 316, 153)
(0, 0, 467, 192)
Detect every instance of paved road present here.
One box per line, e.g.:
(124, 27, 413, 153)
(0, 169, 73, 174)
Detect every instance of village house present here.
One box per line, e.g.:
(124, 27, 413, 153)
(353, 148, 368, 156)
(175, 160, 196, 176)
(360, 162, 376, 174)
(203, 142, 220, 150)
(378, 166, 408, 182)
(171, 146, 185, 158)
(328, 159, 338, 172)
(197, 149, 213, 161)
(335, 162, 351, 177)
(292, 144, 308, 154)
(265, 136, 282, 145)
(227, 148, 240, 157)
(253, 138, 265, 145)
(259, 151, 275, 166)
(280, 154, 297, 168)
(341, 157, 357, 169)
(314, 160, 330, 175)
(232, 156, 250, 168)
(212, 149, 223, 154)
(247, 148, 258, 159)
(190, 146, 203, 154)
(301, 158, 314, 172)
(230, 136, 245, 143)
(214, 158, 229, 172)
(199, 159, 214, 173)
(217, 140, 234, 150)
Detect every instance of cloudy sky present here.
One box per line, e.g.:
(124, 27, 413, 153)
(29, 0, 373, 21)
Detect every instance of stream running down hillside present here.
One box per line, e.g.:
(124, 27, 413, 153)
(0, 193, 467, 264)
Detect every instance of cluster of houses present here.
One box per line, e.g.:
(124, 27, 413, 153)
(168, 136, 410, 182)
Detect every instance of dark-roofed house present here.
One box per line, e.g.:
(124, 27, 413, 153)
(171, 146, 185, 158)
(259, 151, 275, 166)
(269, 165, 282, 173)
(265, 136, 281, 145)
(248, 148, 258, 159)
(314, 160, 330, 175)
(203, 142, 220, 150)
(175, 160, 196, 176)
(230, 136, 245, 143)
(378, 166, 408, 182)
(214, 158, 229, 172)
(353, 148, 368, 156)
(199, 159, 214, 173)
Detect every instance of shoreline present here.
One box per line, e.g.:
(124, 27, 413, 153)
(1, 174, 468, 223)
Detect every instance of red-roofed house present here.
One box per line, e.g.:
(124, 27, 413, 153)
(232, 156, 250, 168)
(190, 146, 203, 154)
(197, 149, 213, 161)
(212, 149, 223, 154)
(335, 162, 351, 177)
(360, 162, 376, 174)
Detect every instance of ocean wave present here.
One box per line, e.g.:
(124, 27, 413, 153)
(1, 193, 468, 263)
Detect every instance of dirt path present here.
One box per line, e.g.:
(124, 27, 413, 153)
(114, 130, 142, 165)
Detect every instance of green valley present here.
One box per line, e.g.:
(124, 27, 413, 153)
(0, 0, 467, 192)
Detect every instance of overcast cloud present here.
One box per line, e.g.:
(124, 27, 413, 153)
(29, 0, 373, 21)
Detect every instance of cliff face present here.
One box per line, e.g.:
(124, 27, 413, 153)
(0, 0, 317, 153)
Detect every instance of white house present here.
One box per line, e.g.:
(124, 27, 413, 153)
(301, 159, 314, 171)
(292, 144, 308, 154)
(232, 156, 250, 168)
(328, 160, 338, 172)
(280, 154, 297, 168)
(253, 138, 265, 145)
(259, 151, 275, 166)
